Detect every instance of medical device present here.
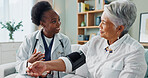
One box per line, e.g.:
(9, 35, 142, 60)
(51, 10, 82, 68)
(66, 51, 86, 71)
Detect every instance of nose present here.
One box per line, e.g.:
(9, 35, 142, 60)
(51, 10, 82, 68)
(56, 21, 61, 27)
(98, 22, 102, 29)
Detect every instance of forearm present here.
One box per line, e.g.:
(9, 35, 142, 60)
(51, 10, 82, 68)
(44, 59, 66, 72)
(42, 51, 86, 72)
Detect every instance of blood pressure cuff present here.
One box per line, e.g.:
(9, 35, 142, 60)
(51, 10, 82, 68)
(66, 51, 86, 71)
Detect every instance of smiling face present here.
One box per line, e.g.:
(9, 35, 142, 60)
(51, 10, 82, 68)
(40, 10, 61, 37)
(99, 12, 118, 41)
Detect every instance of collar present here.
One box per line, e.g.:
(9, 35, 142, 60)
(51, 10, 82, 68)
(35, 28, 63, 53)
(36, 28, 42, 39)
(104, 34, 129, 53)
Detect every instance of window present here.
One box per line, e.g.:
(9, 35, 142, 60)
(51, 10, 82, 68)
(0, 0, 36, 42)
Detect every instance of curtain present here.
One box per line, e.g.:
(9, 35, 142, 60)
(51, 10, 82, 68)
(0, 0, 35, 42)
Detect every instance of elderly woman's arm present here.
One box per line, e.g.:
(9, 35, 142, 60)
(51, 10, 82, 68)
(27, 59, 66, 77)
(27, 51, 86, 77)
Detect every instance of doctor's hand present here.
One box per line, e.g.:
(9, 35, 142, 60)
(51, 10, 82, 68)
(27, 61, 47, 77)
(27, 49, 45, 63)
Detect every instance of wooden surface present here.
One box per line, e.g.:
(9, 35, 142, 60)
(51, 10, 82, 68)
(78, 10, 104, 14)
(141, 43, 148, 47)
(77, 0, 104, 44)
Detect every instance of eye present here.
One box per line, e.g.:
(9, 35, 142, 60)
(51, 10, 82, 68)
(58, 18, 60, 22)
(51, 18, 60, 24)
(51, 20, 57, 23)
(101, 21, 106, 27)
(102, 21, 106, 25)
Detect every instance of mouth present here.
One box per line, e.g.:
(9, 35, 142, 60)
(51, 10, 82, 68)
(100, 30, 104, 34)
(56, 28, 60, 31)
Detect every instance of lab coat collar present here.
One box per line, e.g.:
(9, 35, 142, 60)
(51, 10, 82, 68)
(51, 33, 63, 54)
(35, 28, 63, 55)
(36, 29, 44, 49)
(109, 34, 129, 52)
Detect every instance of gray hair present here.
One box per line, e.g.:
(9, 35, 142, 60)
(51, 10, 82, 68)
(104, 0, 137, 34)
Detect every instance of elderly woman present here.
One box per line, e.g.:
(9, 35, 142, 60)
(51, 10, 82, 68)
(15, 1, 71, 78)
(27, 0, 147, 78)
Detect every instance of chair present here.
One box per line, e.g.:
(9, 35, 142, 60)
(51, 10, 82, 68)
(0, 62, 17, 78)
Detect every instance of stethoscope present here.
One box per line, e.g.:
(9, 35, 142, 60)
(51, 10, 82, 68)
(32, 39, 65, 58)
(32, 38, 64, 78)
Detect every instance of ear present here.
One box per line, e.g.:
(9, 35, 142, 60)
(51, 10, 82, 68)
(116, 25, 124, 34)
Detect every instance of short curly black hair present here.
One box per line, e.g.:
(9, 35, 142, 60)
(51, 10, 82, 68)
(31, 1, 53, 26)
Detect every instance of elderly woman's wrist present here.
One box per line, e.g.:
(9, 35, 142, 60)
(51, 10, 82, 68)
(44, 61, 50, 71)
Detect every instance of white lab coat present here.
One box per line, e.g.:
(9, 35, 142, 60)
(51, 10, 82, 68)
(15, 29, 72, 78)
(63, 34, 147, 78)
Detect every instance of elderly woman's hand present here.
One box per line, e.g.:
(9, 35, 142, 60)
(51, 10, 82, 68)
(27, 61, 47, 77)
(27, 49, 45, 63)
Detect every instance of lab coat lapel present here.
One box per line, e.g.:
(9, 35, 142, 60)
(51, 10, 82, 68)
(51, 33, 61, 55)
(36, 29, 44, 51)
(38, 38, 44, 50)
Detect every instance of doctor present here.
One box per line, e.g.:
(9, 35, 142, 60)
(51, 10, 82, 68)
(27, 0, 147, 78)
(15, 1, 71, 78)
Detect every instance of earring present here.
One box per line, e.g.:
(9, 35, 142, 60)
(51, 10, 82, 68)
(117, 32, 119, 40)
(117, 36, 119, 40)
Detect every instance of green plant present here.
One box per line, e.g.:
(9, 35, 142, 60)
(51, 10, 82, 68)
(0, 21, 23, 40)
(81, 21, 86, 27)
